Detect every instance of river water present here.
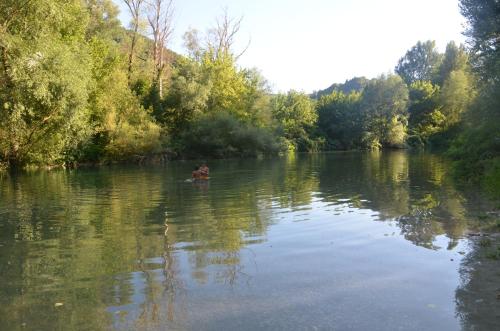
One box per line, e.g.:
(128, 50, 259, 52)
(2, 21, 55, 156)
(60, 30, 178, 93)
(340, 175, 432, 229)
(0, 151, 499, 330)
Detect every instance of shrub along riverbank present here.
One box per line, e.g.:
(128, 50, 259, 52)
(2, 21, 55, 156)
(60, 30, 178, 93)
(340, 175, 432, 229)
(0, 0, 498, 194)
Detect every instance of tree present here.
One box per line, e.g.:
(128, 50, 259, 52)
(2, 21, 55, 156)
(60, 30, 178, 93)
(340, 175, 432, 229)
(440, 70, 475, 126)
(395, 41, 442, 85)
(174, 11, 260, 121)
(0, 0, 93, 168)
(459, 0, 500, 82)
(83, 4, 162, 162)
(183, 28, 202, 60)
(206, 8, 250, 61)
(435, 41, 469, 86)
(447, 0, 500, 190)
(97, 70, 162, 160)
(202, 50, 249, 116)
(162, 57, 211, 134)
(147, 0, 174, 98)
(84, 0, 122, 40)
(317, 91, 362, 149)
(162, 11, 275, 157)
(239, 68, 273, 127)
(122, 0, 145, 83)
(359, 75, 409, 148)
(407, 81, 444, 146)
(271, 91, 318, 151)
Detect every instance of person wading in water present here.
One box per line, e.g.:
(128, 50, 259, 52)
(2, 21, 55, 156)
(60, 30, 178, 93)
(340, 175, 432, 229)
(192, 163, 209, 180)
(199, 163, 209, 178)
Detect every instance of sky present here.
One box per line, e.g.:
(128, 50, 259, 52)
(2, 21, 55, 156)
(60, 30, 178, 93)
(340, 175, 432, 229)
(114, 0, 467, 93)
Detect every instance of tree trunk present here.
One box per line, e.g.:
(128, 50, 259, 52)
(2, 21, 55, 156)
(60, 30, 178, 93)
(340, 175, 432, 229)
(158, 47, 164, 98)
(127, 26, 138, 83)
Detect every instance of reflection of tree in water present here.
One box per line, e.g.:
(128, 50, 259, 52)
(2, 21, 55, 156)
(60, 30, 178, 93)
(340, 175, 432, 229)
(162, 239, 182, 322)
(317, 151, 472, 249)
(0, 169, 166, 331)
(157, 155, 321, 289)
(395, 215, 445, 249)
(270, 153, 321, 209)
(133, 224, 187, 331)
(1, 152, 497, 330)
(455, 237, 500, 330)
(112, 154, 324, 327)
(363, 150, 411, 217)
(394, 153, 469, 249)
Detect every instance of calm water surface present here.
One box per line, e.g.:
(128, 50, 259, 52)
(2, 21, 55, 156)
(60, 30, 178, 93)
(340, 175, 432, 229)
(1, 152, 499, 330)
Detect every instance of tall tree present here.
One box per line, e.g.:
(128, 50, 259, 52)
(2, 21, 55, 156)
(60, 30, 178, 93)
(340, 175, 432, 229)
(177, 11, 254, 119)
(407, 81, 444, 145)
(395, 40, 442, 85)
(83, 0, 162, 162)
(459, 0, 500, 82)
(360, 75, 409, 148)
(183, 28, 202, 61)
(162, 56, 211, 133)
(206, 8, 250, 61)
(0, 0, 92, 168)
(85, 0, 122, 40)
(122, 0, 145, 83)
(440, 70, 475, 126)
(271, 91, 318, 151)
(435, 41, 469, 86)
(147, 0, 174, 98)
(317, 91, 363, 149)
(448, 0, 499, 189)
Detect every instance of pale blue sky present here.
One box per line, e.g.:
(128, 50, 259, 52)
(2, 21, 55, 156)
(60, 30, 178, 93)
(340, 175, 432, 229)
(114, 0, 466, 93)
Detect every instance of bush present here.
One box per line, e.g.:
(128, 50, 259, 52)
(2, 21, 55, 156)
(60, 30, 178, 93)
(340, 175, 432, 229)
(175, 112, 280, 158)
(449, 123, 500, 185)
(484, 158, 500, 198)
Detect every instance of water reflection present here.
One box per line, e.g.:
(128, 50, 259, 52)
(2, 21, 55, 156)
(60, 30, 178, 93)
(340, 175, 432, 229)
(0, 152, 497, 330)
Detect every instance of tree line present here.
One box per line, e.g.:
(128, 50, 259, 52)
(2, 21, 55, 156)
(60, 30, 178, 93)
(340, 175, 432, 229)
(0, 0, 498, 190)
(316, 39, 473, 151)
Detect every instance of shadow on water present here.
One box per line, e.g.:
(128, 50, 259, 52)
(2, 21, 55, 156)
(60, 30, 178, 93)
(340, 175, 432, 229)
(0, 151, 498, 330)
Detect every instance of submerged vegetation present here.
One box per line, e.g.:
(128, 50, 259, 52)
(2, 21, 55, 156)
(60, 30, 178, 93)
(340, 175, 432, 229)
(0, 0, 498, 191)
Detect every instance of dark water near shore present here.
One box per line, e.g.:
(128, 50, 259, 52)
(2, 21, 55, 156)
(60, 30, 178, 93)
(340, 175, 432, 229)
(1, 151, 499, 331)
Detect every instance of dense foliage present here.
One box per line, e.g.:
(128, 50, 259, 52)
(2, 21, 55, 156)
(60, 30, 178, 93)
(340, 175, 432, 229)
(0, 0, 162, 168)
(0, 0, 498, 195)
(395, 41, 443, 85)
(316, 44, 474, 151)
(449, 0, 500, 194)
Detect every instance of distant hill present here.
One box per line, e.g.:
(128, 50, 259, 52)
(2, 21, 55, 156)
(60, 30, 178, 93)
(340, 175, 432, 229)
(311, 77, 370, 99)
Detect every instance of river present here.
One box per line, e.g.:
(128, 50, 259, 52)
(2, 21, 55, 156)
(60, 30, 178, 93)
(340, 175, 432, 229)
(0, 151, 499, 330)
